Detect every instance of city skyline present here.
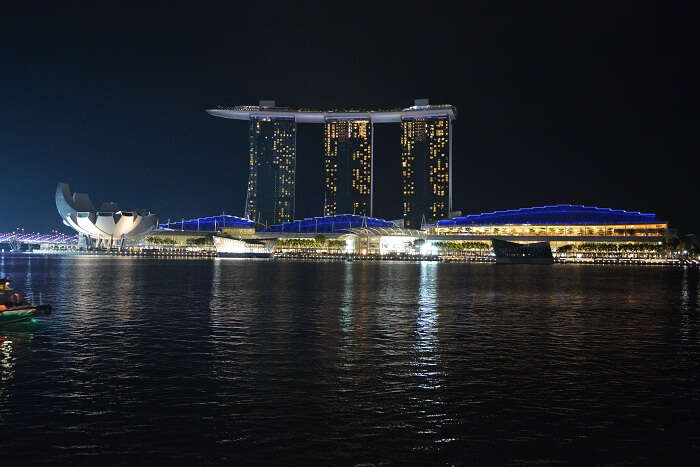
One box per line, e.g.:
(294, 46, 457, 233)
(2, 4, 699, 465)
(2, 3, 697, 234)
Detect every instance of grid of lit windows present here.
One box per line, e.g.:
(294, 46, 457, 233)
(401, 116, 450, 227)
(323, 120, 372, 216)
(247, 117, 296, 226)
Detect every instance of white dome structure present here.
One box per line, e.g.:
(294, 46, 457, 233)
(56, 183, 158, 248)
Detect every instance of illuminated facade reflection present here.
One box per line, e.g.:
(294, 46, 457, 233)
(1, 337, 15, 385)
(24, 255, 32, 304)
(416, 262, 439, 370)
(208, 259, 231, 332)
(339, 263, 355, 352)
(678, 268, 699, 345)
(413, 262, 447, 443)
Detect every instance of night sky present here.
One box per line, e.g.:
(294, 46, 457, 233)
(2, 3, 697, 233)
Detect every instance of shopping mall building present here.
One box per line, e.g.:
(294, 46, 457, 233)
(423, 204, 668, 250)
(149, 204, 670, 257)
(195, 99, 673, 259)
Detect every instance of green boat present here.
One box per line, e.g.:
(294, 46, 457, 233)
(0, 307, 39, 325)
(0, 276, 51, 325)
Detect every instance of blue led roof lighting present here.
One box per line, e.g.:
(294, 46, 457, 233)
(434, 204, 664, 227)
(159, 214, 254, 231)
(261, 214, 395, 234)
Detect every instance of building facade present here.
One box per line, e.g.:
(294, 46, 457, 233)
(425, 204, 668, 251)
(323, 119, 373, 216)
(401, 116, 452, 228)
(159, 206, 679, 261)
(247, 116, 296, 226)
(207, 100, 456, 221)
(55, 183, 158, 248)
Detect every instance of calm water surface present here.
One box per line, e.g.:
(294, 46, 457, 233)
(1, 255, 699, 465)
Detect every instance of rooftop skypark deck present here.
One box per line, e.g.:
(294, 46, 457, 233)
(207, 99, 456, 225)
(206, 104, 457, 123)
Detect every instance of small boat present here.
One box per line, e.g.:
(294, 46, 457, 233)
(0, 276, 52, 325)
(212, 236, 275, 258)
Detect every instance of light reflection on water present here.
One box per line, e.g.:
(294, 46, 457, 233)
(339, 262, 354, 351)
(0, 255, 699, 465)
(415, 262, 440, 388)
(1, 337, 14, 383)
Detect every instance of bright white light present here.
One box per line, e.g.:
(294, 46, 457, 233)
(420, 241, 438, 256)
(213, 236, 248, 254)
(379, 236, 413, 255)
(344, 237, 354, 254)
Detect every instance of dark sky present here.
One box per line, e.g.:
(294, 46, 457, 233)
(2, 2, 698, 233)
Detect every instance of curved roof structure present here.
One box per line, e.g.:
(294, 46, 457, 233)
(435, 204, 664, 227)
(0, 232, 77, 245)
(262, 214, 395, 234)
(207, 104, 457, 124)
(346, 227, 425, 237)
(159, 215, 254, 231)
(56, 183, 158, 240)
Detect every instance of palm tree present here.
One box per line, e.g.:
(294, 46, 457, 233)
(314, 234, 328, 247)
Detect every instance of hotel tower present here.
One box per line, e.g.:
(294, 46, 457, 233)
(323, 119, 373, 216)
(245, 102, 296, 226)
(206, 99, 456, 225)
(400, 107, 452, 228)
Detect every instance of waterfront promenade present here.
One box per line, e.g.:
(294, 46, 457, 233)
(14, 248, 699, 267)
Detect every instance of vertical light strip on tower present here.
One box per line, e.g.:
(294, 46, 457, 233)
(370, 120, 374, 217)
(400, 119, 418, 227)
(323, 120, 338, 216)
(448, 117, 453, 215)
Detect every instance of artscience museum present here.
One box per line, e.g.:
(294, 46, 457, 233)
(55, 183, 158, 248)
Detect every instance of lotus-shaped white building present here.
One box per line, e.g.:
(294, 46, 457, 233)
(56, 183, 158, 247)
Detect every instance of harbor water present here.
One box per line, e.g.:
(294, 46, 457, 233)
(1, 255, 699, 465)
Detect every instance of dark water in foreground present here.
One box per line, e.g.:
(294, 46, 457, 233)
(1, 255, 699, 465)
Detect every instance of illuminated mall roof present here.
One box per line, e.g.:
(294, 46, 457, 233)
(435, 205, 664, 227)
(159, 215, 254, 231)
(262, 214, 395, 234)
(206, 104, 457, 123)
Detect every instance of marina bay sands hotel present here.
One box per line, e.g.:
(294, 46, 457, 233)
(207, 99, 457, 228)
